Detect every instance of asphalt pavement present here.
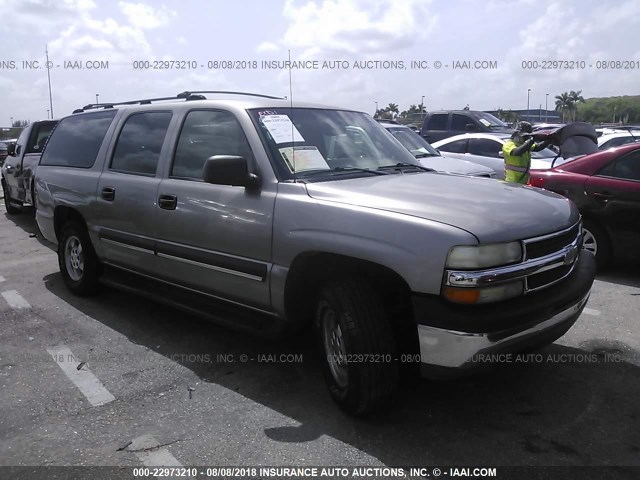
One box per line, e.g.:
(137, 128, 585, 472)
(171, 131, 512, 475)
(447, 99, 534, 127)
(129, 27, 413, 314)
(1, 202, 639, 475)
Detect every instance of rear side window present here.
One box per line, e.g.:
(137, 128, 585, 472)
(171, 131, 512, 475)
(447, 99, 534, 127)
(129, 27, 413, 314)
(110, 112, 172, 175)
(428, 114, 447, 130)
(439, 139, 467, 153)
(40, 110, 117, 168)
(172, 110, 254, 180)
(598, 151, 640, 181)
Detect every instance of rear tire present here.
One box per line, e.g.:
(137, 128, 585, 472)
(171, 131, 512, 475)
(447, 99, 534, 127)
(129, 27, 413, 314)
(58, 221, 101, 296)
(582, 219, 611, 269)
(2, 180, 20, 214)
(314, 278, 398, 415)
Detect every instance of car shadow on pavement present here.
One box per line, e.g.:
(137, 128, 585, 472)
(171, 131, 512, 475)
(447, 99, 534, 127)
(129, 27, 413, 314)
(2, 211, 55, 252)
(596, 256, 640, 289)
(42, 271, 640, 469)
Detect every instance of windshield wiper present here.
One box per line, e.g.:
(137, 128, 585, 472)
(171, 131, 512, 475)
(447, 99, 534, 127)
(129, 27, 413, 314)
(299, 166, 389, 177)
(377, 162, 435, 172)
(413, 152, 439, 158)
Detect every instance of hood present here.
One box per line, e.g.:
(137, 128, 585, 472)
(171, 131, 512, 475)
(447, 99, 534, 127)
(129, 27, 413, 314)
(305, 173, 578, 243)
(419, 155, 494, 175)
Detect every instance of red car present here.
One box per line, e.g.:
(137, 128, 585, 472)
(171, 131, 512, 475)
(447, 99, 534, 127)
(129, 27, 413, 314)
(529, 142, 640, 268)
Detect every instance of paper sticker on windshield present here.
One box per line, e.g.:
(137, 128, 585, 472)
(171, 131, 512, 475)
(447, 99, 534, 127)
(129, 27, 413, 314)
(279, 146, 329, 173)
(478, 118, 491, 127)
(261, 115, 305, 144)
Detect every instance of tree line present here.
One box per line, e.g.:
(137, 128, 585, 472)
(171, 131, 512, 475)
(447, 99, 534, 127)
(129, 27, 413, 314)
(375, 92, 640, 125)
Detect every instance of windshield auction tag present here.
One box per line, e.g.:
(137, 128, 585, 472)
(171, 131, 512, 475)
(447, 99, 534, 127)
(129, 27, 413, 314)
(260, 115, 305, 144)
(279, 146, 330, 172)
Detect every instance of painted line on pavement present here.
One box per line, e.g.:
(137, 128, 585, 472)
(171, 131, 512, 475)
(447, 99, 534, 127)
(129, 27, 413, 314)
(128, 435, 185, 470)
(1, 290, 31, 309)
(47, 345, 116, 407)
(583, 307, 601, 316)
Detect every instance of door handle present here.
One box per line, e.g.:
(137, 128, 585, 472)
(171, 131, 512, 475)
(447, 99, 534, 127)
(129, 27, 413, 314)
(158, 194, 177, 210)
(101, 187, 115, 201)
(592, 191, 613, 200)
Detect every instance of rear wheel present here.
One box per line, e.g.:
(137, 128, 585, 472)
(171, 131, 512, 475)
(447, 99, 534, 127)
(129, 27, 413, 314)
(58, 221, 101, 295)
(582, 219, 611, 269)
(2, 180, 20, 214)
(314, 278, 398, 415)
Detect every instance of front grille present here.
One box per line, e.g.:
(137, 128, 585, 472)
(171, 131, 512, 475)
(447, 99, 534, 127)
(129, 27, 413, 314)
(525, 224, 580, 260)
(527, 264, 573, 290)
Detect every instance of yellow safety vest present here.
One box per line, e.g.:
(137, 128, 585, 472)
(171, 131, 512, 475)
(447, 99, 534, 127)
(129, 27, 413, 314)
(502, 140, 531, 184)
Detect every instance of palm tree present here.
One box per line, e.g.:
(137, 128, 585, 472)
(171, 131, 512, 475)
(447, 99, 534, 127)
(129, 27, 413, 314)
(555, 92, 572, 122)
(385, 103, 399, 119)
(569, 90, 585, 121)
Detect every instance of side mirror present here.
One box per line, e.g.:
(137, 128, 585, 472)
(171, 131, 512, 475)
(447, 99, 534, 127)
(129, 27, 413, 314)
(202, 155, 261, 189)
(6, 143, 16, 156)
(498, 151, 504, 158)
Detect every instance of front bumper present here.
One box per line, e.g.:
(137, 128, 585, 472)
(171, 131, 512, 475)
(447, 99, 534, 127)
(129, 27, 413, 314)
(414, 250, 596, 373)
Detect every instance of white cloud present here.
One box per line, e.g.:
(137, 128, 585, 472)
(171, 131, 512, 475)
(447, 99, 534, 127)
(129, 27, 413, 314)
(257, 41, 279, 53)
(118, 2, 176, 29)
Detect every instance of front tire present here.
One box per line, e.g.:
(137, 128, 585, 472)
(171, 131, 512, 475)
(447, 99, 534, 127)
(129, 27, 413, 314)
(58, 221, 101, 295)
(314, 279, 398, 415)
(582, 219, 611, 269)
(2, 180, 20, 214)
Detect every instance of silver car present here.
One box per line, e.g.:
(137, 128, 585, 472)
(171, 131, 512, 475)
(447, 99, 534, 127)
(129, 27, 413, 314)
(433, 132, 563, 179)
(380, 123, 497, 178)
(35, 92, 596, 415)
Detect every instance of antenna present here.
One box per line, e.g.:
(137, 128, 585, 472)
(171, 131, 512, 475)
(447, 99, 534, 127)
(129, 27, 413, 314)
(288, 49, 296, 178)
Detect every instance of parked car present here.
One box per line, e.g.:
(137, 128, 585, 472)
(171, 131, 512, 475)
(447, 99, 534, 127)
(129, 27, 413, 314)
(598, 132, 639, 150)
(432, 132, 562, 179)
(36, 91, 596, 415)
(380, 122, 497, 178)
(0, 139, 17, 168)
(1, 120, 57, 214)
(420, 110, 513, 144)
(529, 142, 640, 268)
(532, 123, 564, 132)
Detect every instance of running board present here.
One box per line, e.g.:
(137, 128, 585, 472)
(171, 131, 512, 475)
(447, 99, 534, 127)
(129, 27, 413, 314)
(99, 265, 283, 338)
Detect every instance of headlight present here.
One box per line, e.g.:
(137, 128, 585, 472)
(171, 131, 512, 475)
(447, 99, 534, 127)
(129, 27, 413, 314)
(446, 242, 522, 269)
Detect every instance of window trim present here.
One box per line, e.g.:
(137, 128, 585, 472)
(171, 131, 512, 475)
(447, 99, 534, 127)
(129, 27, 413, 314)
(108, 110, 173, 177)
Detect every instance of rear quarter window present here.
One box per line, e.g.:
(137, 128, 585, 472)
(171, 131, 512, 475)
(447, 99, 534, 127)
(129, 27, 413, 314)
(40, 110, 117, 168)
(428, 114, 448, 130)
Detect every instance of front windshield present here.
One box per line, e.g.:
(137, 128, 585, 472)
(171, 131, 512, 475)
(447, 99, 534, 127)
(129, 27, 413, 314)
(473, 112, 508, 128)
(249, 108, 419, 179)
(388, 128, 440, 157)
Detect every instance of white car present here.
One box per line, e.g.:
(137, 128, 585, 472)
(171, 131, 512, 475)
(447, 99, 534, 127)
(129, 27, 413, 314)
(597, 132, 639, 150)
(432, 132, 563, 179)
(381, 124, 497, 178)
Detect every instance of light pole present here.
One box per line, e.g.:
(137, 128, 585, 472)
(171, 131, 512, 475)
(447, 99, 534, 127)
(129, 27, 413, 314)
(10, 117, 13, 127)
(545, 93, 549, 122)
(375, 101, 378, 118)
(47, 109, 50, 119)
(527, 88, 531, 122)
(96, 93, 99, 106)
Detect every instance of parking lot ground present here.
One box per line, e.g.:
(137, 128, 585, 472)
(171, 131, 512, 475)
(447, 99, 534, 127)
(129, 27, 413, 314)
(1, 203, 640, 474)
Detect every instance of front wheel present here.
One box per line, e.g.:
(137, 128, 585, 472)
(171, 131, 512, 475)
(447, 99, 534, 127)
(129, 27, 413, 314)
(2, 180, 20, 214)
(314, 279, 398, 415)
(58, 221, 101, 295)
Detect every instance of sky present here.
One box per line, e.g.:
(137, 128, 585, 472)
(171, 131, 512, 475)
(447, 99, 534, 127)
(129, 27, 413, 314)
(0, 0, 639, 124)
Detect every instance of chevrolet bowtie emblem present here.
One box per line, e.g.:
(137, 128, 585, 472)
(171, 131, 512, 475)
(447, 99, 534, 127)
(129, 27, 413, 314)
(563, 244, 579, 265)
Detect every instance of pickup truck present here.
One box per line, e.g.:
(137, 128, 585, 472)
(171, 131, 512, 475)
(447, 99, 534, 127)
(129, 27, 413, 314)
(1, 120, 57, 214)
(420, 110, 513, 144)
(35, 92, 597, 415)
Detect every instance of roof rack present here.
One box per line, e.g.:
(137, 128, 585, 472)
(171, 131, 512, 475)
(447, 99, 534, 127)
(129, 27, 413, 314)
(73, 90, 285, 114)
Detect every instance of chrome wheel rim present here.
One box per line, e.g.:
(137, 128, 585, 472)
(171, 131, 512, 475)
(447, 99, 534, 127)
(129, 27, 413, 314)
(319, 301, 348, 388)
(64, 235, 84, 281)
(582, 228, 597, 256)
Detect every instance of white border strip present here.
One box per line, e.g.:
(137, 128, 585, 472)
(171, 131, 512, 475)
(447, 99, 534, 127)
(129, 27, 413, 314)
(47, 345, 115, 407)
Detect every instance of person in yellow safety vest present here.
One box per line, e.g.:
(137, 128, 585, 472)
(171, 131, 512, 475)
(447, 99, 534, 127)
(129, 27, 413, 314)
(502, 121, 550, 184)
